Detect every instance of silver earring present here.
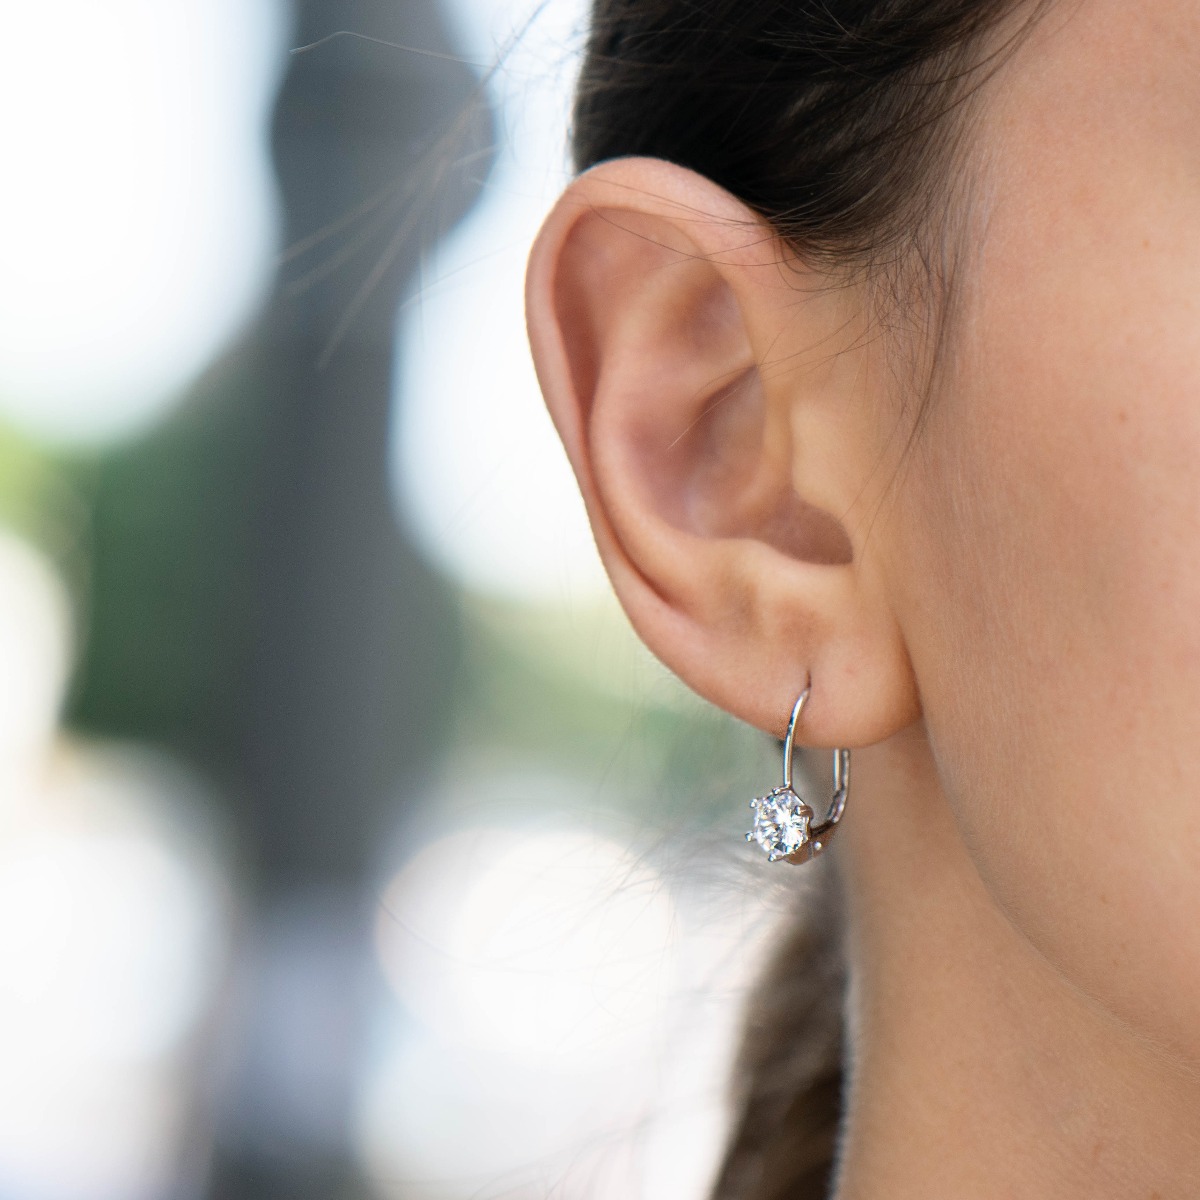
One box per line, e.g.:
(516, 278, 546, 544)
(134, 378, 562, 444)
(746, 683, 850, 863)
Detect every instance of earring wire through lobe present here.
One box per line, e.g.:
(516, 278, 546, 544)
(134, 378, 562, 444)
(747, 679, 851, 864)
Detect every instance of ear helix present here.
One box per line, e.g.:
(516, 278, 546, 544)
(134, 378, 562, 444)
(746, 679, 851, 864)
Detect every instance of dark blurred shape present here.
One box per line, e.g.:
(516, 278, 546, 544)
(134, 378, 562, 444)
(64, 1, 491, 1195)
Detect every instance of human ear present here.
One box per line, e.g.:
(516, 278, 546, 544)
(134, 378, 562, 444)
(525, 157, 918, 746)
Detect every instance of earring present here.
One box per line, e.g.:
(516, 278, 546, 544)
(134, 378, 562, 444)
(746, 683, 850, 864)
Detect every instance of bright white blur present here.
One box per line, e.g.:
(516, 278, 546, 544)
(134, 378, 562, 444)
(0, 0, 285, 443)
(359, 775, 781, 1199)
(375, 820, 679, 1066)
(391, 0, 609, 603)
(0, 536, 230, 1200)
(0, 0, 277, 1192)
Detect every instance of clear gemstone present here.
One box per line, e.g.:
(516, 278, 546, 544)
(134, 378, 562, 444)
(748, 788, 812, 860)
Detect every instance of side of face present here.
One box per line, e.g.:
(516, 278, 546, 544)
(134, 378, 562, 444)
(893, 0, 1200, 1059)
(527, 0, 1200, 1067)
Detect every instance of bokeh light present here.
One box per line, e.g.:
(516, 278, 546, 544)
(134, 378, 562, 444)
(376, 819, 678, 1067)
(0, 0, 285, 442)
(0, 760, 228, 1200)
(0, 827, 217, 1066)
(0, 532, 230, 1200)
(359, 785, 785, 1200)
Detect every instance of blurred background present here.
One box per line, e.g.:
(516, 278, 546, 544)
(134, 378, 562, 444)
(0, 1, 795, 1197)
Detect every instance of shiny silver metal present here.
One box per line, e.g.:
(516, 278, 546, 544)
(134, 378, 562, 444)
(745, 683, 850, 864)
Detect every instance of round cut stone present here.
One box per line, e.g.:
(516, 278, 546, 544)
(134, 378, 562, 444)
(748, 788, 812, 860)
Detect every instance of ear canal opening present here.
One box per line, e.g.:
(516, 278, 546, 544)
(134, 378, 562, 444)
(756, 493, 853, 566)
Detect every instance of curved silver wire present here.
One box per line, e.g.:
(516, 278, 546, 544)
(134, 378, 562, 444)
(812, 748, 850, 844)
(781, 686, 809, 791)
(777, 682, 851, 860)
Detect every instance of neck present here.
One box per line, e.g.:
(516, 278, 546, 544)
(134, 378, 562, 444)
(832, 724, 1200, 1199)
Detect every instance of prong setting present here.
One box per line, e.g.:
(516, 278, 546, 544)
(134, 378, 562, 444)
(746, 786, 813, 861)
(740, 682, 850, 865)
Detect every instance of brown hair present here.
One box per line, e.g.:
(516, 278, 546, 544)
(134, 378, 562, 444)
(570, 2, 1051, 1195)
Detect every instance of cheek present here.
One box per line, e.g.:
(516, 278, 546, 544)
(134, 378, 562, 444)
(898, 249, 1200, 1062)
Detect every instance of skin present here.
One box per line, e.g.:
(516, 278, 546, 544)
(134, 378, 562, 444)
(526, 0, 1200, 1194)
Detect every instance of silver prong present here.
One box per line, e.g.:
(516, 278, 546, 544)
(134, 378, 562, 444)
(744, 832, 753, 842)
(812, 841, 823, 855)
(749, 797, 758, 808)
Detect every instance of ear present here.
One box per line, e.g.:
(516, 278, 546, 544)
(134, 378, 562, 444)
(525, 157, 918, 747)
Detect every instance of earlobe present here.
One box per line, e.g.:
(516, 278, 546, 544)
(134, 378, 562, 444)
(525, 157, 920, 747)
